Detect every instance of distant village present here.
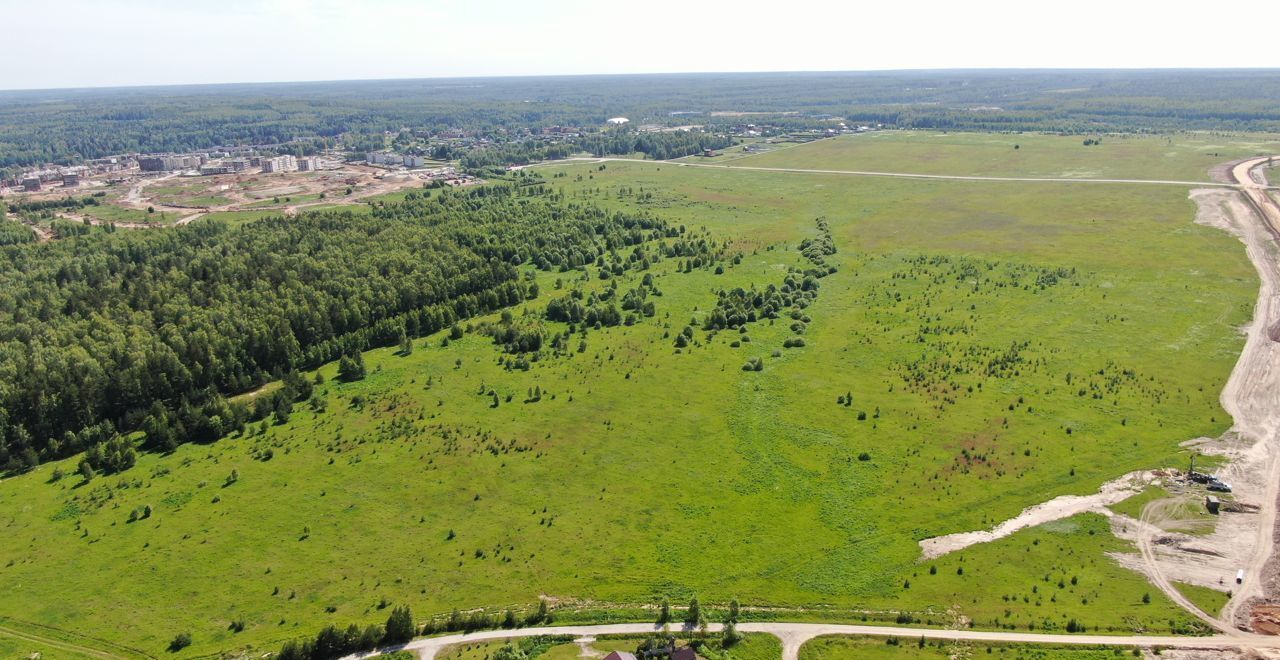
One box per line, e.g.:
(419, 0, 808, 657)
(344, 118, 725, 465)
(2, 148, 336, 194)
(1, 114, 877, 197)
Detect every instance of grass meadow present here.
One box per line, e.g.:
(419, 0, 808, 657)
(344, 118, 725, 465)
(799, 635, 1142, 659)
(0, 137, 1259, 656)
(729, 131, 1280, 181)
(438, 633, 779, 660)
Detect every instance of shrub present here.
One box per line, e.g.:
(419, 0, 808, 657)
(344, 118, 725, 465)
(168, 632, 192, 652)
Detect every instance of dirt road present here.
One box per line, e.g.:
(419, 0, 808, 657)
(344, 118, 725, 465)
(349, 621, 1280, 660)
(0, 616, 153, 659)
(1136, 503, 1233, 632)
(1210, 157, 1280, 627)
(540, 157, 1245, 188)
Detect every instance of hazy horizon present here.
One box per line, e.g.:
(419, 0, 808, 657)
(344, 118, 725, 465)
(4, 0, 1279, 91)
(7, 66, 1280, 95)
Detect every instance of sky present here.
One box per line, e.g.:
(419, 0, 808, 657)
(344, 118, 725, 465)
(3, 0, 1278, 90)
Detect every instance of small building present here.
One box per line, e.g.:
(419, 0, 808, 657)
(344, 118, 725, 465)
(1206, 495, 1220, 514)
(61, 173, 81, 187)
(606, 117, 630, 126)
(602, 652, 636, 660)
(21, 176, 42, 192)
(403, 154, 426, 168)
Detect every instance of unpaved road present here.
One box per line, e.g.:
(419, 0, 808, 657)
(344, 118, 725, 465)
(1136, 503, 1233, 633)
(350, 621, 1280, 660)
(0, 623, 119, 659)
(538, 156, 1247, 188)
(1213, 156, 1280, 627)
(0, 616, 153, 660)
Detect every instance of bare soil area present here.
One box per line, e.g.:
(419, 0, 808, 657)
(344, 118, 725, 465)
(919, 470, 1154, 559)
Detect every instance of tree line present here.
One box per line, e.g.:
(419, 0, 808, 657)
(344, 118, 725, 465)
(459, 128, 735, 168)
(9, 70, 1280, 173)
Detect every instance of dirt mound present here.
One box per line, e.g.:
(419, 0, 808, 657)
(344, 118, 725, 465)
(1268, 320, 1280, 343)
(1250, 602, 1280, 635)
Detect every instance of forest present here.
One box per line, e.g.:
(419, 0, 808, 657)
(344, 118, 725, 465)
(459, 129, 735, 168)
(8, 70, 1280, 171)
(0, 184, 682, 472)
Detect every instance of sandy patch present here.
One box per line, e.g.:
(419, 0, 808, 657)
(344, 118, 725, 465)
(919, 471, 1154, 560)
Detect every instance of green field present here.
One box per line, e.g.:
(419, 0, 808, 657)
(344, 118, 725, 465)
(439, 633, 779, 660)
(729, 131, 1280, 181)
(1107, 487, 1170, 520)
(0, 139, 1259, 656)
(1109, 486, 1219, 535)
(1174, 582, 1231, 617)
(199, 209, 288, 225)
(178, 195, 235, 207)
(78, 202, 163, 225)
(799, 636, 1139, 659)
(246, 192, 329, 208)
(0, 635, 79, 660)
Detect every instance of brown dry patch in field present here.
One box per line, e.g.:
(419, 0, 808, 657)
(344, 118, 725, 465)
(939, 427, 1007, 479)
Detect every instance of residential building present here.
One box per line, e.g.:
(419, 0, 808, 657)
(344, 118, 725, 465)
(261, 155, 298, 173)
(366, 151, 402, 166)
(138, 154, 204, 172)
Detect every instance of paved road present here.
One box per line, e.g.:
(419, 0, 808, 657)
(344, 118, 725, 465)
(353, 620, 1280, 660)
